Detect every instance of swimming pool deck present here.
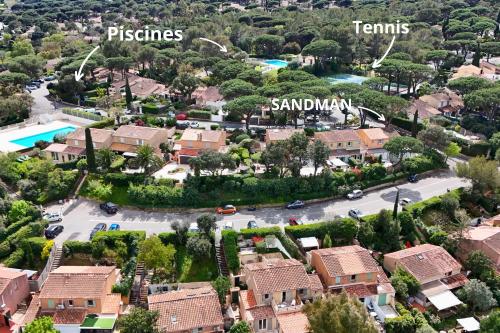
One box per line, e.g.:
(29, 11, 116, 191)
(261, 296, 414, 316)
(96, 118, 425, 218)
(0, 120, 80, 153)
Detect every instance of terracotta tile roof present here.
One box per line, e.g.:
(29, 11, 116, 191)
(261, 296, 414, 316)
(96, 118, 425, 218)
(358, 128, 389, 141)
(63, 146, 86, 155)
(0, 268, 25, 295)
(314, 130, 360, 143)
(178, 148, 200, 157)
(441, 273, 468, 290)
(179, 128, 226, 143)
(240, 290, 257, 310)
(266, 129, 303, 142)
(463, 226, 500, 241)
(66, 128, 113, 143)
(192, 86, 223, 102)
(22, 294, 40, 326)
(308, 274, 323, 291)
(247, 305, 275, 321)
(109, 142, 137, 153)
(451, 64, 481, 80)
(276, 311, 310, 333)
(101, 294, 122, 314)
(148, 287, 223, 333)
(44, 143, 69, 153)
(377, 268, 395, 294)
(40, 266, 117, 300)
(53, 309, 87, 324)
(244, 259, 313, 294)
(385, 245, 462, 283)
(114, 125, 168, 140)
(311, 245, 380, 277)
(407, 99, 441, 119)
(343, 284, 377, 297)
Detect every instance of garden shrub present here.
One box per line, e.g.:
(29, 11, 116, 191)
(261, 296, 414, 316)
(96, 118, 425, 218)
(285, 218, 358, 244)
(63, 240, 93, 255)
(87, 118, 114, 129)
(141, 103, 160, 114)
(222, 230, 240, 273)
(187, 110, 211, 119)
(103, 173, 147, 186)
(240, 226, 281, 239)
(0, 216, 33, 242)
(92, 230, 146, 257)
(158, 232, 178, 245)
(4, 248, 25, 268)
(391, 116, 424, 132)
(0, 241, 12, 258)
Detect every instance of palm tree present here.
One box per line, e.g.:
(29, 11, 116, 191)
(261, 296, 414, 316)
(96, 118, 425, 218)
(96, 148, 117, 171)
(134, 144, 163, 175)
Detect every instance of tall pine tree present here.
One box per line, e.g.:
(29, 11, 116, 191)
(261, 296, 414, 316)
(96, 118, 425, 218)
(85, 128, 96, 172)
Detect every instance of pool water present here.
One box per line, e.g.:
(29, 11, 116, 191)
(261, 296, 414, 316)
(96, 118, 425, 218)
(324, 74, 369, 85)
(10, 126, 77, 148)
(264, 59, 288, 68)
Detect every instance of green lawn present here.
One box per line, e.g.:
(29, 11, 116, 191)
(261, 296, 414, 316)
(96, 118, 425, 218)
(175, 246, 218, 282)
(79, 175, 129, 205)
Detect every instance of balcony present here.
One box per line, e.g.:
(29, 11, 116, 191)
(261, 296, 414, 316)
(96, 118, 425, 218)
(272, 295, 303, 314)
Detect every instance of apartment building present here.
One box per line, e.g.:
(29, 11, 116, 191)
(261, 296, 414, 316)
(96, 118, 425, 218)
(110, 125, 170, 154)
(314, 130, 362, 161)
(175, 128, 226, 163)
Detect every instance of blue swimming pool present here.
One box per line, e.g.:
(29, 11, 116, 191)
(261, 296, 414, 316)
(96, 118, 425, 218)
(324, 74, 369, 85)
(10, 126, 77, 148)
(264, 59, 288, 68)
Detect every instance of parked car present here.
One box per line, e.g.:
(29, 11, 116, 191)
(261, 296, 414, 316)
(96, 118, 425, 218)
(247, 206, 257, 211)
(286, 200, 305, 209)
(43, 212, 63, 223)
(189, 121, 200, 128)
(175, 122, 189, 130)
(90, 223, 107, 239)
(109, 223, 120, 231)
(288, 217, 302, 226)
(247, 220, 258, 229)
(176, 113, 187, 120)
(44, 75, 56, 81)
(408, 174, 418, 183)
(100, 202, 118, 214)
(347, 189, 363, 200)
(45, 225, 64, 239)
(223, 221, 233, 230)
(399, 198, 412, 207)
(188, 222, 200, 233)
(216, 205, 237, 214)
(348, 209, 364, 220)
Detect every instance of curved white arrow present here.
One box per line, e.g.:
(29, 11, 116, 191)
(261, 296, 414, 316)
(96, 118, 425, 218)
(357, 106, 386, 122)
(372, 35, 396, 69)
(199, 37, 227, 53)
(74, 45, 100, 81)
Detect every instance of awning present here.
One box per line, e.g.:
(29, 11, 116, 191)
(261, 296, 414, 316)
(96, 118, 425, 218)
(299, 237, 319, 249)
(427, 290, 462, 311)
(457, 317, 480, 332)
(80, 315, 117, 330)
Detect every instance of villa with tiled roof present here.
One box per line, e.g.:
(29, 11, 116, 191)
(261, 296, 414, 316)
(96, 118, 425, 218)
(23, 266, 122, 332)
(239, 259, 322, 333)
(384, 244, 467, 311)
(310, 245, 397, 322)
(148, 286, 224, 333)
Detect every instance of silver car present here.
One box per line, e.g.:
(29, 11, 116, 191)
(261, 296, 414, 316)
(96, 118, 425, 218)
(43, 212, 63, 223)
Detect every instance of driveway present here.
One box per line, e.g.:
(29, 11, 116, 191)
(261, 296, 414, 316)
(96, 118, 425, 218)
(49, 168, 468, 244)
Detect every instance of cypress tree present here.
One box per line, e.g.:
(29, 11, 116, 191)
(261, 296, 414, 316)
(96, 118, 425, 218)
(393, 189, 400, 220)
(472, 42, 481, 67)
(411, 109, 418, 138)
(125, 75, 133, 109)
(85, 127, 96, 172)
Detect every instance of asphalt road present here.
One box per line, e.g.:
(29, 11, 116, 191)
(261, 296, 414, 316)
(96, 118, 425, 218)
(48, 167, 468, 244)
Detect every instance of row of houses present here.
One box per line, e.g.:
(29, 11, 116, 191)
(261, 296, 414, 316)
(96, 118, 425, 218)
(3, 218, 498, 333)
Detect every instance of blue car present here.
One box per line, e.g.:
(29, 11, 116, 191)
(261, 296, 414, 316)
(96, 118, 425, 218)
(109, 223, 120, 231)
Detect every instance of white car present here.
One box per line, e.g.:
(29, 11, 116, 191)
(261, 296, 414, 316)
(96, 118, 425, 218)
(43, 212, 63, 223)
(189, 121, 200, 128)
(223, 221, 233, 230)
(347, 189, 363, 200)
(399, 198, 412, 207)
(348, 209, 364, 220)
(188, 222, 200, 233)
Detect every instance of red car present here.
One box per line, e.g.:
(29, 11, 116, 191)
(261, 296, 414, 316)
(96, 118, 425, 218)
(175, 113, 187, 120)
(288, 217, 300, 226)
(216, 205, 237, 215)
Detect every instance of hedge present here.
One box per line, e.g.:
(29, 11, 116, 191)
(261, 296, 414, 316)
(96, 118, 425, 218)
(63, 240, 93, 255)
(459, 141, 490, 157)
(158, 232, 178, 245)
(0, 216, 33, 243)
(4, 248, 25, 268)
(86, 118, 114, 129)
(57, 159, 79, 171)
(92, 230, 146, 257)
(404, 188, 462, 217)
(142, 103, 161, 114)
(222, 230, 240, 273)
(391, 116, 424, 133)
(285, 218, 358, 245)
(103, 173, 147, 186)
(187, 110, 211, 119)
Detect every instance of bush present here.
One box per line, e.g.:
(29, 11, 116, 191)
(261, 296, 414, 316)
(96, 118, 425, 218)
(460, 141, 490, 157)
(285, 218, 358, 244)
(103, 173, 147, 186)
(210, 124, 219, 130)
(87, 118, 114, 129)
(391, 116, 424, 132)
(4, 248, 25, 267)
(141, 103, 160, 114)
(187, 110, 211, 119)
(158, 232, 178, 245)
(63, 240, 93, 255)
(222, 230, 240, 273)
(240, 226, 281, 239)
(0, 216, 33, 242)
